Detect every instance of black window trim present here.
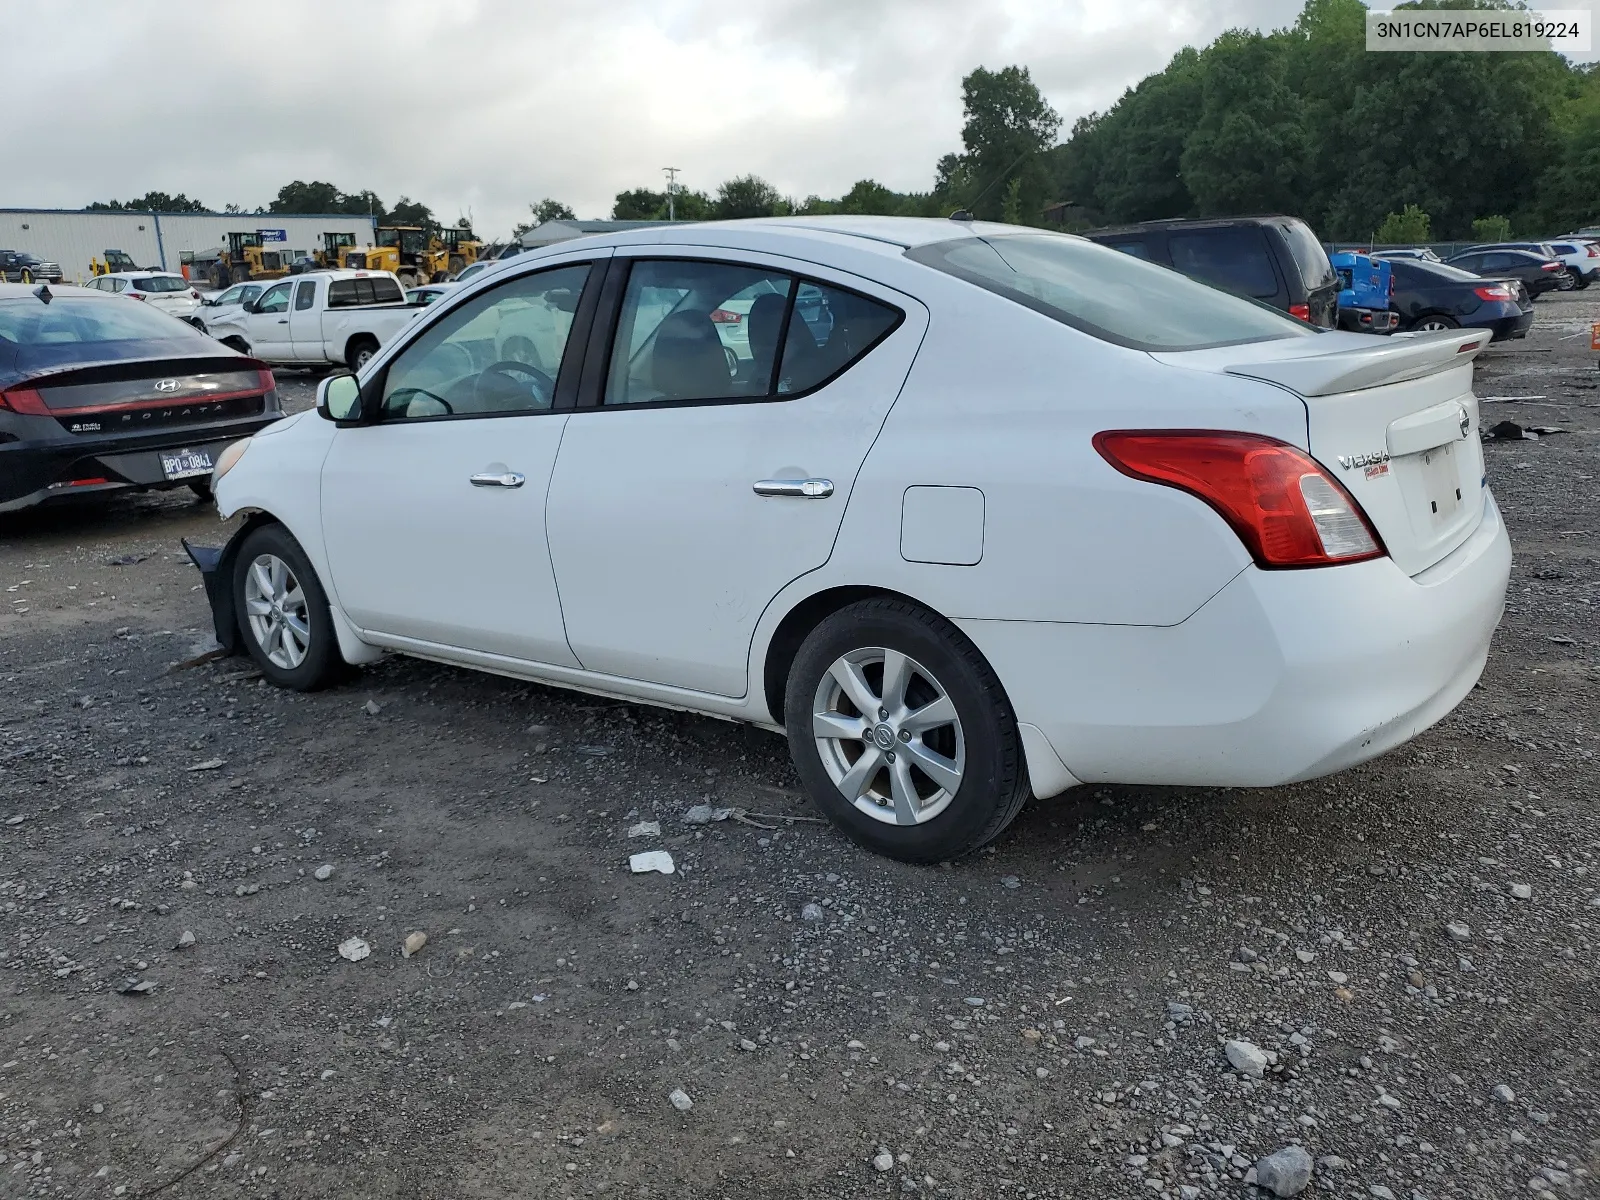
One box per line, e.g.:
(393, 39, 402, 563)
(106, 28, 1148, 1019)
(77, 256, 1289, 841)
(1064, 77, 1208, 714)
(354, 258, 604, 426)
(574, 253, 907, 413)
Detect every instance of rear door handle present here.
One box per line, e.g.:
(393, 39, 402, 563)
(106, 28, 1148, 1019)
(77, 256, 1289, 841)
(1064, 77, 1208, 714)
(470, 471, 526, 489)
(753, 478, 834, 499)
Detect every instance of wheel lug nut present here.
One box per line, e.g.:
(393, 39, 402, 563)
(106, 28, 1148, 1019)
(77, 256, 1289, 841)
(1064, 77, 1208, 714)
(886, 751, 896, 763)
(899, 729, 911, 742)
(878, 708, 888, 721)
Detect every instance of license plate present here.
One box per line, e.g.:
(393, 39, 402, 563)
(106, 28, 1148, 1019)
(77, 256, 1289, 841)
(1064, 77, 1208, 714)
(1419, 442, 1461, 523)
(160, 448, 214, 480)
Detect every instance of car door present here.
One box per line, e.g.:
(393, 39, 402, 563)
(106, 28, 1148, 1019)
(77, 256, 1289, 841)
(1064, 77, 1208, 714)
(288, 278, 322, 360)
(247, 281, 294, 360)
(544, 250, 927, 697)
(318, 256, 602, 666)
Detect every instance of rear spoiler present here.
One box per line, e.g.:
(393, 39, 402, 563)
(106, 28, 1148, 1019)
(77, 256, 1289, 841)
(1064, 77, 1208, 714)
(1224, 331, 1486, 396)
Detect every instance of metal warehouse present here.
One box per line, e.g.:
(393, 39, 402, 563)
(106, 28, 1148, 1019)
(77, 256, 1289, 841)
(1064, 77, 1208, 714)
(0, 209, 377, 283)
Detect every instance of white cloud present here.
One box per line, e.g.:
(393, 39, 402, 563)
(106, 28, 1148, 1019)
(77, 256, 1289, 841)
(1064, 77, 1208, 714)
(12, 0, 1558, 239)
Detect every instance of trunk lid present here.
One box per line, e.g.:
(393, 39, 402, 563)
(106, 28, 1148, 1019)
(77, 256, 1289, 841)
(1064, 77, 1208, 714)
(1154, 329, 1488, 576)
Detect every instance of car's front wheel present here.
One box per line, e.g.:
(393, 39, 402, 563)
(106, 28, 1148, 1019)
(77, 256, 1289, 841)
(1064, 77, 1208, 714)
(784, 598, 1030, 863)
(1409, 313, 1460, 332)
(232, 524, 344, 691)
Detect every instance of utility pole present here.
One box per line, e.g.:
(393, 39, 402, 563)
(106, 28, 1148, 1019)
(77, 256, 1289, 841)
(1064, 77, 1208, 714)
(662, 167, 681, 222)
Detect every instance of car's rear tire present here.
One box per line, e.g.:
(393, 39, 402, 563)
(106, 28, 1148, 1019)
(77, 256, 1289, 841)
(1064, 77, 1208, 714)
(1409, 313, 1459, 332)
(783, 598, 1030, 863)
(232, 524, 344, 691)
(348, 337, 380, 372)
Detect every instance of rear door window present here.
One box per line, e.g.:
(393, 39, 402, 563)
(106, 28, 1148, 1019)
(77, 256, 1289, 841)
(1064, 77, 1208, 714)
(1168, 228, 1280, 299)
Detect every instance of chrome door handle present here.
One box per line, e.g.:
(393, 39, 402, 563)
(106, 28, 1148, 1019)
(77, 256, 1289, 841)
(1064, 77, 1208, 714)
(753, 478, 834, 499)
(470, 471, 526, 489)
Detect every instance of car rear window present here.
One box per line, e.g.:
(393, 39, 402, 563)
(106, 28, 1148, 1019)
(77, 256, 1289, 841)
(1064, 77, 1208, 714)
(1168, 229, 1279, 299)
(907, 234, 1314, 352)
(1277, 220, 1337, 288)
(1394, 261, 1484, 285)
(0, 295, 204, 352)
(328, 277, 406, 307)
(131, 275, 192, 293)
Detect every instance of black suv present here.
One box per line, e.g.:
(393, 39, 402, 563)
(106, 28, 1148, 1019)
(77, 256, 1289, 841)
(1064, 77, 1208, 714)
(0, 250, 64, 284)
(1083, 216, 1340, 328)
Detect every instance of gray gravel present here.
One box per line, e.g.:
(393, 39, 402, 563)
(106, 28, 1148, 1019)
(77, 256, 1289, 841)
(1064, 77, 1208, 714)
(1, 310, 1598, 1197)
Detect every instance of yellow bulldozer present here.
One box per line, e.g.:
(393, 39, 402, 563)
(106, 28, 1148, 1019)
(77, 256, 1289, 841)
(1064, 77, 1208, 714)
(191, 232, 292, 289)
(433, 227, 483, 279)
(313, 231, 358, 270)
(90, 249, 141, 276)
(343, 226, 432, 287)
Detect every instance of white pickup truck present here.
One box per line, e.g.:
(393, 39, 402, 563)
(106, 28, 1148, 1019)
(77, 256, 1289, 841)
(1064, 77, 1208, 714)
(207, 270, 423, 371)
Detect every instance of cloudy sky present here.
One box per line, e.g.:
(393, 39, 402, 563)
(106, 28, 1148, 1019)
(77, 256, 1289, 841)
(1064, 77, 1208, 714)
(5, 0, 1581, 239)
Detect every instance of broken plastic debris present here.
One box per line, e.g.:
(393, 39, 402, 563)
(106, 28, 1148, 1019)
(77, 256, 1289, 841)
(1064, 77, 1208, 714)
(337, 937, 372, 962)
(683, 804, 735, 825)
(118, 979, 157, 995)
(629, 851, 676, 875)
(627, 820, 662, 838)
(185, 758, 226, 772)
(402, 931, 428, 958)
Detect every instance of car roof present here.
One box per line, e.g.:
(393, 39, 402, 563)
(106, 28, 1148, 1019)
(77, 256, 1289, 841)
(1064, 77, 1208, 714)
(528, 215, 1054, 255)
(100, 270, 186, 279)
(0, 281, 118, 299)
(1084, 215, 1304, 237)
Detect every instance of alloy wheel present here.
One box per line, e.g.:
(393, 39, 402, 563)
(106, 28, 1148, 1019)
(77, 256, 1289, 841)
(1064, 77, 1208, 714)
(811, 647, 966, 825)
(243, 553, 310, 669)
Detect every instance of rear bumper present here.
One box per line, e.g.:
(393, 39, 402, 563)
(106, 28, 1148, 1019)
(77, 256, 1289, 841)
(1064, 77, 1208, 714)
(960, 494, 1511, 791)
(1337, 307, 1398, 334)
(0, 415, 280, 511)
(1468, 303, 1534, 340)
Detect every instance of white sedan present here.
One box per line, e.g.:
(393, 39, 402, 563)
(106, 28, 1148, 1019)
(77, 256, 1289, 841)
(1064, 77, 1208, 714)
(190, 217, 1511, 862)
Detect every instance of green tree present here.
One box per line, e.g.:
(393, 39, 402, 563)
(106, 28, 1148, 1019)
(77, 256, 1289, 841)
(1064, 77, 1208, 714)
(269, 181, 345, 213)
(1471, 214, 1513, 242)
(87, 191, 208, 212)
(386, 196, 436, 229)
(613, 188, 665, 219)
(950, 65, 1062, 222)
(1375, 204, 1432, 243)
(530, 198, 576, 224)
(835, 179, 898, 215)
(1532, 63, 1600, 231)
(1180, 32, 1305, 216)
(714, 175, 782, 219)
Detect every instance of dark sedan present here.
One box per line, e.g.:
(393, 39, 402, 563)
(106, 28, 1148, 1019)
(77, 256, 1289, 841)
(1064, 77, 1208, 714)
(0, 283, 282, 512)
(1389, 259, 1533, 340)
(1443, 248, 1565, 299)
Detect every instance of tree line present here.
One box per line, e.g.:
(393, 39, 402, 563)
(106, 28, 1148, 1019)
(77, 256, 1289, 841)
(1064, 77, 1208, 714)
(87, 182, 450, 232)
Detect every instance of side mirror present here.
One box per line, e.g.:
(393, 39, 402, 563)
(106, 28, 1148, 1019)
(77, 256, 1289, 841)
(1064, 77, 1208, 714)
(318, 372, 363, 423)
(241, 299, 257, 313)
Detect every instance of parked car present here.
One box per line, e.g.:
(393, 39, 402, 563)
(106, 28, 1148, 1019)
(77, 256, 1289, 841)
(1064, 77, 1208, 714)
(0, 282, 282, 512)
(1458, 242, 1580, 289)
(185, 217, 1510, 863)
(1443, 248, 1566, 299)
(1084, 216, 1341, 327)
(0, 250, 64, 283)
(405, 284, 457, 306)
(1387, 259, 1533, 339)
(453, 254, 519, 284)
(1547, 238, 1599, 288)
(83, 271, 205, 327)
(1369, 247, 1442, 263)
(205, 269, 422, 371)
(1329, 251, 1398, 333)
(198, 282, 265, 333)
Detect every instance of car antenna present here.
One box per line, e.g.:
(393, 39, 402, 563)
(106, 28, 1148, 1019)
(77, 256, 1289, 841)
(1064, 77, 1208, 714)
(33, 284, 52, 305)
(949, 210, 975, 222)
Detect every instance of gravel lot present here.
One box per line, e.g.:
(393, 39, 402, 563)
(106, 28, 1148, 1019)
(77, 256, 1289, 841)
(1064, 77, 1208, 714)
(2, 300, 1597, 1200)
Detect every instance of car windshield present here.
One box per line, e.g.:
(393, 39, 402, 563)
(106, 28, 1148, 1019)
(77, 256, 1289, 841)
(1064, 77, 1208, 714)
(132, 275, 191, 293)
(908, 233, 1313, 351)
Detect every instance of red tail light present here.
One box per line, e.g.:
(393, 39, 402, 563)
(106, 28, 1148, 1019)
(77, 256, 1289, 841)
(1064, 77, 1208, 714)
(255, 368, 275, 392)
(128, 291, 147, 300)
(0, 387, 48, 415)
(709, 308, 742, 324)
(1474, 284, 1513, 301)
(1540, 261, 1561, 271)
(1094, 430, 1386, 569)
(1587, 245, 1598, 257)
(190, 289, 201, 299)
(1288, 303, 1311, 321)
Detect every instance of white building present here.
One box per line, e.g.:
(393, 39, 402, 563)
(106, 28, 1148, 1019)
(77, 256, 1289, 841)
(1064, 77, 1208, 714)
(0, 209, 378, 282)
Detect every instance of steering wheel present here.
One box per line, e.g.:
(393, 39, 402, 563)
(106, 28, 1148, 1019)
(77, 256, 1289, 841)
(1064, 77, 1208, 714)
(474, 360, 556, 410)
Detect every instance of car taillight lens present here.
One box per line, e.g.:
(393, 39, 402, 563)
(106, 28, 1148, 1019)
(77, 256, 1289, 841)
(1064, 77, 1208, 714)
(1093, 430, 1385, 569)
(709, 308, 742, 324)
(0, 387, 48, 414)
(1474, 284, 1513, 301)
(1587, 245, 1598, 257)
(128, 291, 147, 300)
(1541, 261, 1561, 271)
(1288, 303, 1310, 321)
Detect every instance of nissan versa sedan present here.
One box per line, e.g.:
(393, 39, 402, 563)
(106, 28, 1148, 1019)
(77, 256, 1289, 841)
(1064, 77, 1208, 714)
(187, 217, 1512, 863)
(0, 283, 282, 511)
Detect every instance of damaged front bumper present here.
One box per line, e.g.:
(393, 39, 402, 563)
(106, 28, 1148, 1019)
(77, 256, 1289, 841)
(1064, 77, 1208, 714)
(181, 522, 257, 655)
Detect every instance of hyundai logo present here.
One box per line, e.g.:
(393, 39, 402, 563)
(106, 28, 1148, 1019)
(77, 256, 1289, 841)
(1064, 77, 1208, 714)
(153, 379, 180, 392)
